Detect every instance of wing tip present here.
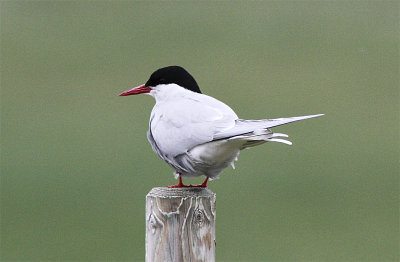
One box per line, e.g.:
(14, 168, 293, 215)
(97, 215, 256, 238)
(298, 113, 325, 119)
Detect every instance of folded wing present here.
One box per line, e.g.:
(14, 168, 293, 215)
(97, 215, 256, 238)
(213, 114, 324, 141)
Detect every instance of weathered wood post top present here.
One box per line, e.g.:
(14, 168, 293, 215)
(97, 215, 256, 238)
(146, 187, 216, 262)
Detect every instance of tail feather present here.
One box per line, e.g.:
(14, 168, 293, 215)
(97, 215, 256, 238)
(267, 138, 292, 145)
(235, 131, 292, 149)
(267, 133, 292, 145)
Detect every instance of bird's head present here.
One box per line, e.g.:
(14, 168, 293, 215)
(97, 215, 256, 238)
(119, 66, 202, 97)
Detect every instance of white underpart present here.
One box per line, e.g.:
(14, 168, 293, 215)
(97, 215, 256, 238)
(146, 83, 323, 179)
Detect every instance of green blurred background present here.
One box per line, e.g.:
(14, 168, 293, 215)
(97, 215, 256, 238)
(1, 1, 398, 261)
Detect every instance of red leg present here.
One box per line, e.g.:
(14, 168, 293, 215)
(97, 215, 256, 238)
(191, 177, 209, 188)
(168, 175, 189, 188)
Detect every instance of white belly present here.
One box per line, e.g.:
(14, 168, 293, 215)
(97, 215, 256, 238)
(188, 139, 244, 166)
(172, 139, 245, 179)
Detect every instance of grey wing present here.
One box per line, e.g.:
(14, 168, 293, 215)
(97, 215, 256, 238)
(256, 114, 324, 129)
(213, 114, 324, 141)
(148, 97, 238, 158)
(146, 129, 191, 173)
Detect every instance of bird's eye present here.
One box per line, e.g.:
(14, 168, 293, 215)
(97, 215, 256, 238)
(159, 78, 166, 84)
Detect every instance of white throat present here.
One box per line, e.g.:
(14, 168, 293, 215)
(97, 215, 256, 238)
(150, 83, 193, 102)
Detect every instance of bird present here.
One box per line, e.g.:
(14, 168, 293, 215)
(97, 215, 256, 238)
(119, 66, 323, 188)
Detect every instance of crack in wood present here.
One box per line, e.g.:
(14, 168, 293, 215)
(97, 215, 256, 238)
(146, 187, 216, 262)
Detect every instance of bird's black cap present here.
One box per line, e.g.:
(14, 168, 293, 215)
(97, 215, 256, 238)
(145, 66, 202, 94)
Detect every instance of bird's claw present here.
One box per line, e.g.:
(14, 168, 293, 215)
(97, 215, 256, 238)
(168, 176, 208, 188)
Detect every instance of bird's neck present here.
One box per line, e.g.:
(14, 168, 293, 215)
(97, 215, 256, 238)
(151, 84, 194, 102)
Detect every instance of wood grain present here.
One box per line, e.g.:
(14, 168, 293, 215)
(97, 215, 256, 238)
(146, 187, 216, 262)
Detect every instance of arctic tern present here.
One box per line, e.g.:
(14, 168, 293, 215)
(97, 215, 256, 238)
(119, 66, 323, 187)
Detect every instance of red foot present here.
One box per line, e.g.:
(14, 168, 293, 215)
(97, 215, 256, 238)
(168, 176, 188, 188)
(168, 176, 209, 188)
(197, 177, 209, 187)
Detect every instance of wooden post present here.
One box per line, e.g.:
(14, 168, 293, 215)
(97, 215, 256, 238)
(145, 187, 216, 262)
